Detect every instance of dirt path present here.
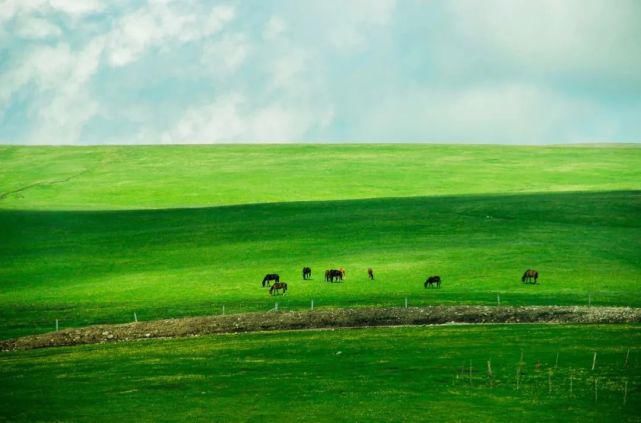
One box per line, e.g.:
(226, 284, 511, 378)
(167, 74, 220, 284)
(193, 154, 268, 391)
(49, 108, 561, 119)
(2, 305, 640, 352)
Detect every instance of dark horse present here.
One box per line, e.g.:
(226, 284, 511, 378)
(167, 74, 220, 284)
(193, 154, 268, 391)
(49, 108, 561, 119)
(424, 275, 441, 288)
(262, 273, 280, 287)
(325, 269, 344, 282)
(521, 269, 539, 284)
(368, 268, 374, 280)
(302, 267, 312, 280)
(270, 282, 288, 295)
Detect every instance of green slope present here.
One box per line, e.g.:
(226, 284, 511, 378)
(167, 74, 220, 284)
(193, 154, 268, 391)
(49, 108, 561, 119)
(1, 145, 640, 339)
(1, 324, 640, 422)
(1, 144, 640, 210)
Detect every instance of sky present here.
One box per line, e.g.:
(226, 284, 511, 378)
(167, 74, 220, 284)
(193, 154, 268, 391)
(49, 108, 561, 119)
(0, 0, 640, 145)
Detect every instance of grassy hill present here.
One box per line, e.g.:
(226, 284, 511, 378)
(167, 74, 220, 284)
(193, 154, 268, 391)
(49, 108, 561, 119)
(1, 145, 640, 339)
(2, 324, 639, 421)
(2, 144, 640, 210)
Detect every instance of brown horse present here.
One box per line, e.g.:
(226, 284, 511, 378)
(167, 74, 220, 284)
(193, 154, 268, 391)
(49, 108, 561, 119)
(367, 268, 374, 280)
(302, 267, 312, 280)
(262, 274, 279, 287)
(521, 269, 539, 284)
(269, 282, 288, 295)
(325, 269, 344, 282)
(424, 275, 441, 288)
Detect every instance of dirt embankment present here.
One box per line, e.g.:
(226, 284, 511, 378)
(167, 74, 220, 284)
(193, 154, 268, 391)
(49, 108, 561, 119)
(2, 306, 640, 352)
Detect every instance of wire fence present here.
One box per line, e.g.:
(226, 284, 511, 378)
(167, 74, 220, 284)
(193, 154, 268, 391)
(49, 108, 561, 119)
(4, 289, 640, 340)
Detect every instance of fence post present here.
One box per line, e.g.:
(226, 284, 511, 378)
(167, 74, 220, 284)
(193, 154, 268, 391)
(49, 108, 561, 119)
(55, 319, 59, 332)
(311, 299, 314, 310)
(222, 305, 225, 316)
(624, 348, 630, 368)
(555, 352, 559, 369)
(275, 302, 279, 312)
(497, 294, 501, 306)
(134, 312, 138, 322)
(592, 352, 597, 371)
(405, 297, 408, 308)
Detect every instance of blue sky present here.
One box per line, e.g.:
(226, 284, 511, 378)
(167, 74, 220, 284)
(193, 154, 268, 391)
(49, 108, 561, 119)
(1, 0, 640, 145)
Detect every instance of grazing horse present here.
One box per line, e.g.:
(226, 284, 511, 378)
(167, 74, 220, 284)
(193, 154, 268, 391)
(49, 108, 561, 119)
(521, 269, 539, 284)
(325, 269, 344, 282)
(269, 282, 288, 295)
(302, 267, 312, 280)
(368, 268, 374, 280)
(424, 275, 441, 288)
(262, 273, 280, 287)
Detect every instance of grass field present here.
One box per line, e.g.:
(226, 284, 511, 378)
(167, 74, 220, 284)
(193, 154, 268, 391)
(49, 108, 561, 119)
(1, 324, 640, 421)
(1, 145, 640, 339)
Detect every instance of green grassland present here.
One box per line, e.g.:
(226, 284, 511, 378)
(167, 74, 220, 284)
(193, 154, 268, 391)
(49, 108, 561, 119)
(2, 144, 640, 211)
(2, 324, 640, 422)
(1, 145, 640, 339)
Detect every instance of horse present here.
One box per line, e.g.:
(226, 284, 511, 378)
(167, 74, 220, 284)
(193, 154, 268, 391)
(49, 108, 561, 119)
(302, 267, 312, 280)
(325, 269, 344, 282)
(339, 267, 346, 277)
(269, 282, 288, 295)
(367, 268, 374, 280)
(262, 273, 280, 287)
(521, 269, 539, 284)
(424, 275, 441, 288)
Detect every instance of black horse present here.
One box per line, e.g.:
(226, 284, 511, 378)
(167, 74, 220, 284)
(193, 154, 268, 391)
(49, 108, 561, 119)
(325, 269, 344, 282)
(262, 273, 280, 287)
(270, 282, 288, 295)
(521, 269, 539, 284)
(424, 275, 441, 288)
(302, 267, 312, 280)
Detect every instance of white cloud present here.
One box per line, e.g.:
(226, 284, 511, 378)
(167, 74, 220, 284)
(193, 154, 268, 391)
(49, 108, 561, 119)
(358, 82, 611, 143)
(268, 51, 308, 90)
(163, 94, 311, 143)
(446, 0, 641, 81)
(0, 0, 46, 22)
(263, 16, 287, 40)
(15, 16, 62, 39)
(322, 0, 397, 50)
(0, 0, 102, 22)
(164, 92, 333, 143)
(107, 3, 235, 67)
(49, 0, 103, 17)
(0, 34, 106, 143)
(201, 34, 249, 73)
